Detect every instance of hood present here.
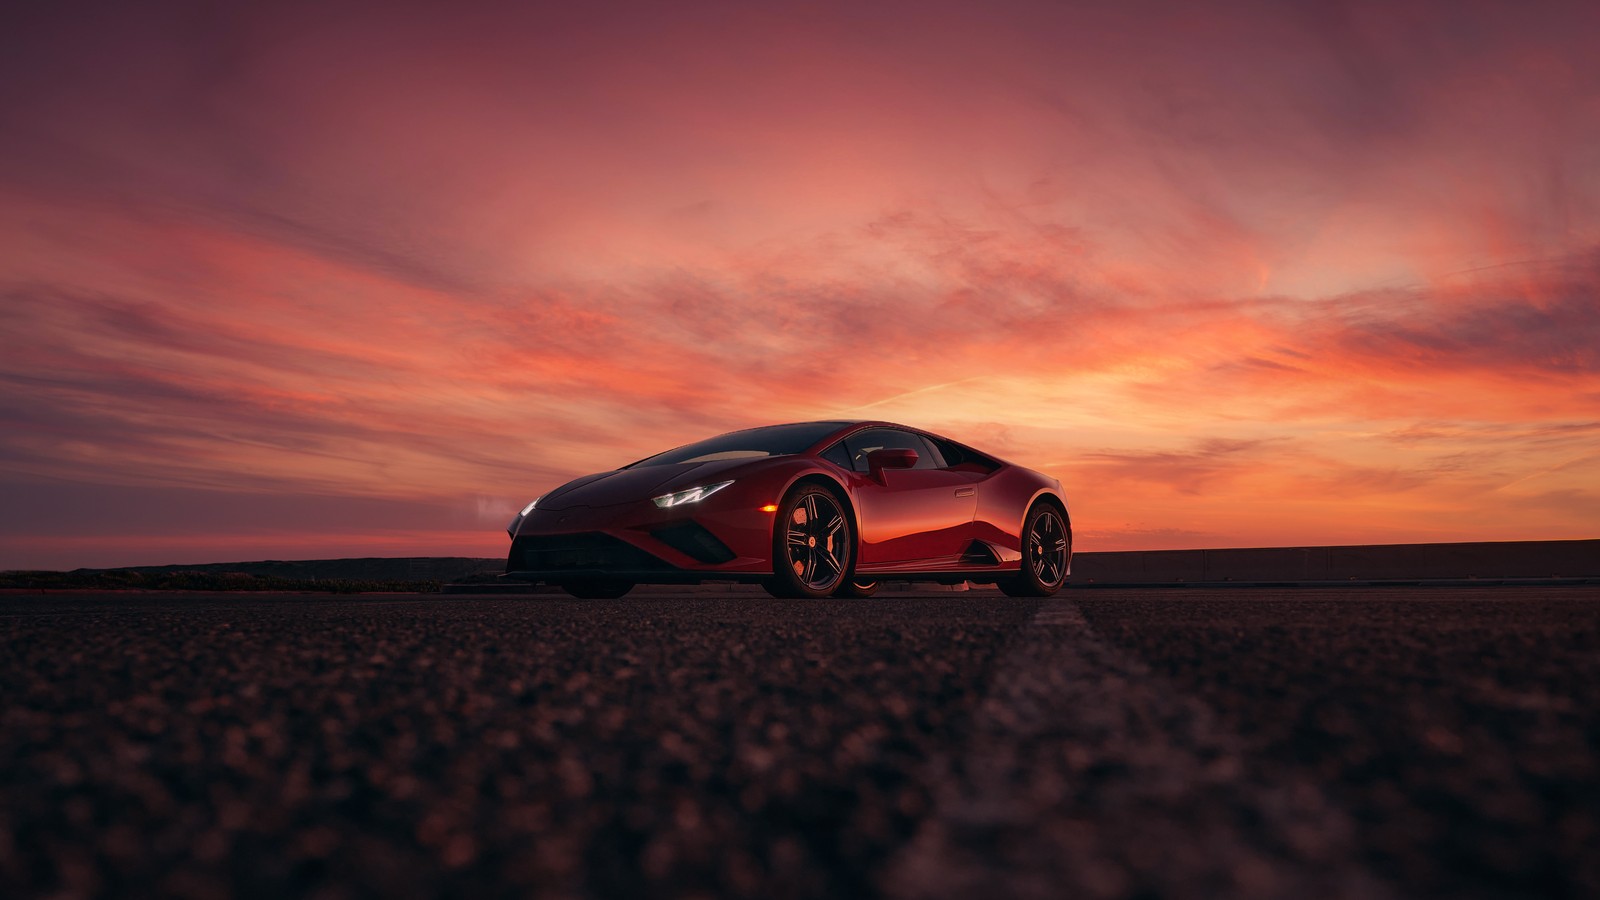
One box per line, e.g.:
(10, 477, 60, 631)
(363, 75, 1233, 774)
(536, 457, 761, 510)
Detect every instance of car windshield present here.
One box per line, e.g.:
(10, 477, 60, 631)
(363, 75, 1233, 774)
(628, 422, 847, 468)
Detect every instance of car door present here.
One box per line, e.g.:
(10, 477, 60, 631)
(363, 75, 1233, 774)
(840, 428, 981, 566)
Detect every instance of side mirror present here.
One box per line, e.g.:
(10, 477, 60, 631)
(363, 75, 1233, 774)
(867, 448, 918, 482)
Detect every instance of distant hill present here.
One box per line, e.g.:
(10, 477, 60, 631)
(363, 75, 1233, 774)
(73, 556, 506, 583)
(1, 557, 505, 592)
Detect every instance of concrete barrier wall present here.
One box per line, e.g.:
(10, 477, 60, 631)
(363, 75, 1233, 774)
(1070, 539, 1600, 584)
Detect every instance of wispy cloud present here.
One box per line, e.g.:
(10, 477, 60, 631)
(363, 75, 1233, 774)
(2, 0, 1598, 566)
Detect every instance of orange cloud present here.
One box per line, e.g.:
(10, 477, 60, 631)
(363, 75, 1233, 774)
(2, 0, 1597, 566)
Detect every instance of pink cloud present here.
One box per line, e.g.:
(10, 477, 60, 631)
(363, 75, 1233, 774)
(2, 0, 1598, 566)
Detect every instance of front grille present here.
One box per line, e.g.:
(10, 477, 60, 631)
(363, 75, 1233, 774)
(508, 533, 667, 573)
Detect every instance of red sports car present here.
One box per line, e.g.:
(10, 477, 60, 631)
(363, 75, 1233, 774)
(505, 420, 1071, 599)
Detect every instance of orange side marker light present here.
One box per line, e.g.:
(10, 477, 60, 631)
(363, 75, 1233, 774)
(759, 504, 779, 513)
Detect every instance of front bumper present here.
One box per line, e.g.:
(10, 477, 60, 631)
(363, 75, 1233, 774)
(505, 494, 776, 585)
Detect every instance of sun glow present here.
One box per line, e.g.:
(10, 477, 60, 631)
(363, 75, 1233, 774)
(2, 1, 1597, 569)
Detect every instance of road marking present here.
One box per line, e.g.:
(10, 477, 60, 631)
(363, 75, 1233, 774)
(884, 597, 1395, 899)
(1027, 598, 1081, 625)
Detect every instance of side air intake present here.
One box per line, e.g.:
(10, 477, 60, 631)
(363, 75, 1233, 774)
(959, 540, 1002, 566)
(651, 521, 738, 564)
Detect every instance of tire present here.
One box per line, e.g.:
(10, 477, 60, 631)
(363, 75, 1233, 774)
(999, 504, 1069, 597)
(560, 580, 634, 599)
(767, 484, 853, 599)
(833, 579, 879, 599)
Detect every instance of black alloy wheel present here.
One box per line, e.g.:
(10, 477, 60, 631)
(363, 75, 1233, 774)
(765, 485, 852, 599)
(561, 580, 634, 599)
(1000, 504, 1069, 597)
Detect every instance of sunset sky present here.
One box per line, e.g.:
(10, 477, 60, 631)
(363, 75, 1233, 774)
(2, 0, 1598, 570)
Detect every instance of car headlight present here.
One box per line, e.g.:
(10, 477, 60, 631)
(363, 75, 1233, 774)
(652, 480, 733, 508)
(507, 496, 542, 537)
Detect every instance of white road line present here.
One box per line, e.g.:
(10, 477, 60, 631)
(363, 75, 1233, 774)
(884, 598, 1395, 899)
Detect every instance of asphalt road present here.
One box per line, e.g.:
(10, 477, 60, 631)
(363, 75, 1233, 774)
(2, 586, 1596, 899)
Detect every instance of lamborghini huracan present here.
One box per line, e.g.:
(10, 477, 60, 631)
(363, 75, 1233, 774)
(505, 421, 1071, 599)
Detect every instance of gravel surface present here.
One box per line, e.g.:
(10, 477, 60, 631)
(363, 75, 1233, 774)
(1, 586, 1596, 898)
(1075, 588, 1600, 899)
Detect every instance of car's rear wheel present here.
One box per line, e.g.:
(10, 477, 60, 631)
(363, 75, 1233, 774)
(833, 579, 879, 599)
(765, 485, 852, 599)
(1000, 504, 1069, 597)
(560, 580, 634, 599)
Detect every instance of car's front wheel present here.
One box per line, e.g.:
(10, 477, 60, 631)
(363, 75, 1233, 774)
(560, 580, 634, 599)
(765, 485, 852, 599)
(1000, 504, 1069, 597)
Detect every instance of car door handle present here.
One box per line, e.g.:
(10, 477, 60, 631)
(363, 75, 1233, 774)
(954, 488, 976, 498)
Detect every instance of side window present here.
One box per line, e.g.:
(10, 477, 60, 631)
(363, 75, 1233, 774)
(819, 442, 852, 470)
(930, 437, 1000, 474)
(917, 436, 949, 468)
(841, 428, 941, 472)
